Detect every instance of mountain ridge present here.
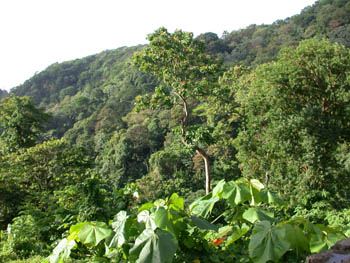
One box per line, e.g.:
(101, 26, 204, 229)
(4, 0, 350, 147)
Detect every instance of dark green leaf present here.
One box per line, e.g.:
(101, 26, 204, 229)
(191, 216, 218, 231)
(282, 223, 309, 255)
(249, 221, 290, 263)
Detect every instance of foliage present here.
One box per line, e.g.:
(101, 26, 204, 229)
(48, 179, 347, 263)
(1, 139, 91, 192)
(234, 38, 350, 208)
(3, 2, 350, 262)
(0, 95, 50, 154)
(5, 0, 350, 197)
(134, 27, 223, 194)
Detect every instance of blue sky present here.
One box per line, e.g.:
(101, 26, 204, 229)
(0, 0, 317, 91)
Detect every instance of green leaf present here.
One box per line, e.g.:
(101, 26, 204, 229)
(242, 207, 274, 224)
(139, 202, 156, 212)
(168, 209, 186, 238)
(138, 210, 157, 230)
(129, 228, 178, 263)
(46, 238, 76, 263)
(260, 190, 285, 206)
(155, 207, 169, 229)
(308, 224, 345, 253)
(155, 207, 177, 235)
(189, 193, 219, 218)
(68, 222, 88, 241)
(250, 179, 265, 191)
(282, 223, 309, 255)
(222, 181, 250, 206)
(168, 193, 184, 211)
(109, 211, 129, 248)
(249, 221, 290, 263)
(226, 224, 250, 246)
(249, 179, 265, 206)
(191, 216, 218, 231)
(212, 179, 225, 198)
(78, 222, 113, 246)
(309, 235, 328, 253)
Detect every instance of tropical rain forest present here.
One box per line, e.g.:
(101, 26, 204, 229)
(1, 0, 350, 262)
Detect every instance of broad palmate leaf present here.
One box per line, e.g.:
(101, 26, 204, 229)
(130, 228, 178, 263)
(78, 221, 112, 246)
(109, 211, 130, 248)
(249, 221, 290, 263)
(189, 193, 219, 218)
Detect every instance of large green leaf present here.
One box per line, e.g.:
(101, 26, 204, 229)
(109, 211, 129, 248)
(138, 210, 157, 230)
(129, 228, 178, 263)
(282, 223, 309, 255)
(68, 222, 88, 241)
(154, 207, 177, 235)
(78, 221, 113, 246)
(154, 207, 169, 229)
(189, 193, 219, 218)
(249, 221, 290, 263)
(191, 216, 218, 231)
(222, 181, 250, 206)
(46, 238, 76, 263)
(243, 207, 274, 224)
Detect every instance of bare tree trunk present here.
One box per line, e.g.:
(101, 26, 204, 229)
(196, 149, 210, 194)
(176, 93, 211, 194)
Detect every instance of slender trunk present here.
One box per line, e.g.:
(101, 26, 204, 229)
(176, 92, 211, 194)
(196, 149, 210, 194)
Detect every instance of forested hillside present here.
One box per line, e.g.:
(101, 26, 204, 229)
(1, 0, 350, 262)
(199, 0, 350, 65)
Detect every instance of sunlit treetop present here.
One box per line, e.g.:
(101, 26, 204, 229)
(133, 27, 223, 111)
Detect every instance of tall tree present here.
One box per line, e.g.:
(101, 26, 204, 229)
(133, 28, 222, 194)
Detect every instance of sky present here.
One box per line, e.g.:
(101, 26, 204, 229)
(0, 0, 317, 92)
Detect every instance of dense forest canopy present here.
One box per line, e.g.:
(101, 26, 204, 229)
(1, 0, 350, 262)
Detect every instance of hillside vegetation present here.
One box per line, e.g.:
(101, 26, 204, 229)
(1, 0, 350, 262)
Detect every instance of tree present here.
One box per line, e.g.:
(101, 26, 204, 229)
(0, 95, 50, 154)
(133, 28, 223, 194)
(234, 38, 350, 207)
(0, 139, 92, 229)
